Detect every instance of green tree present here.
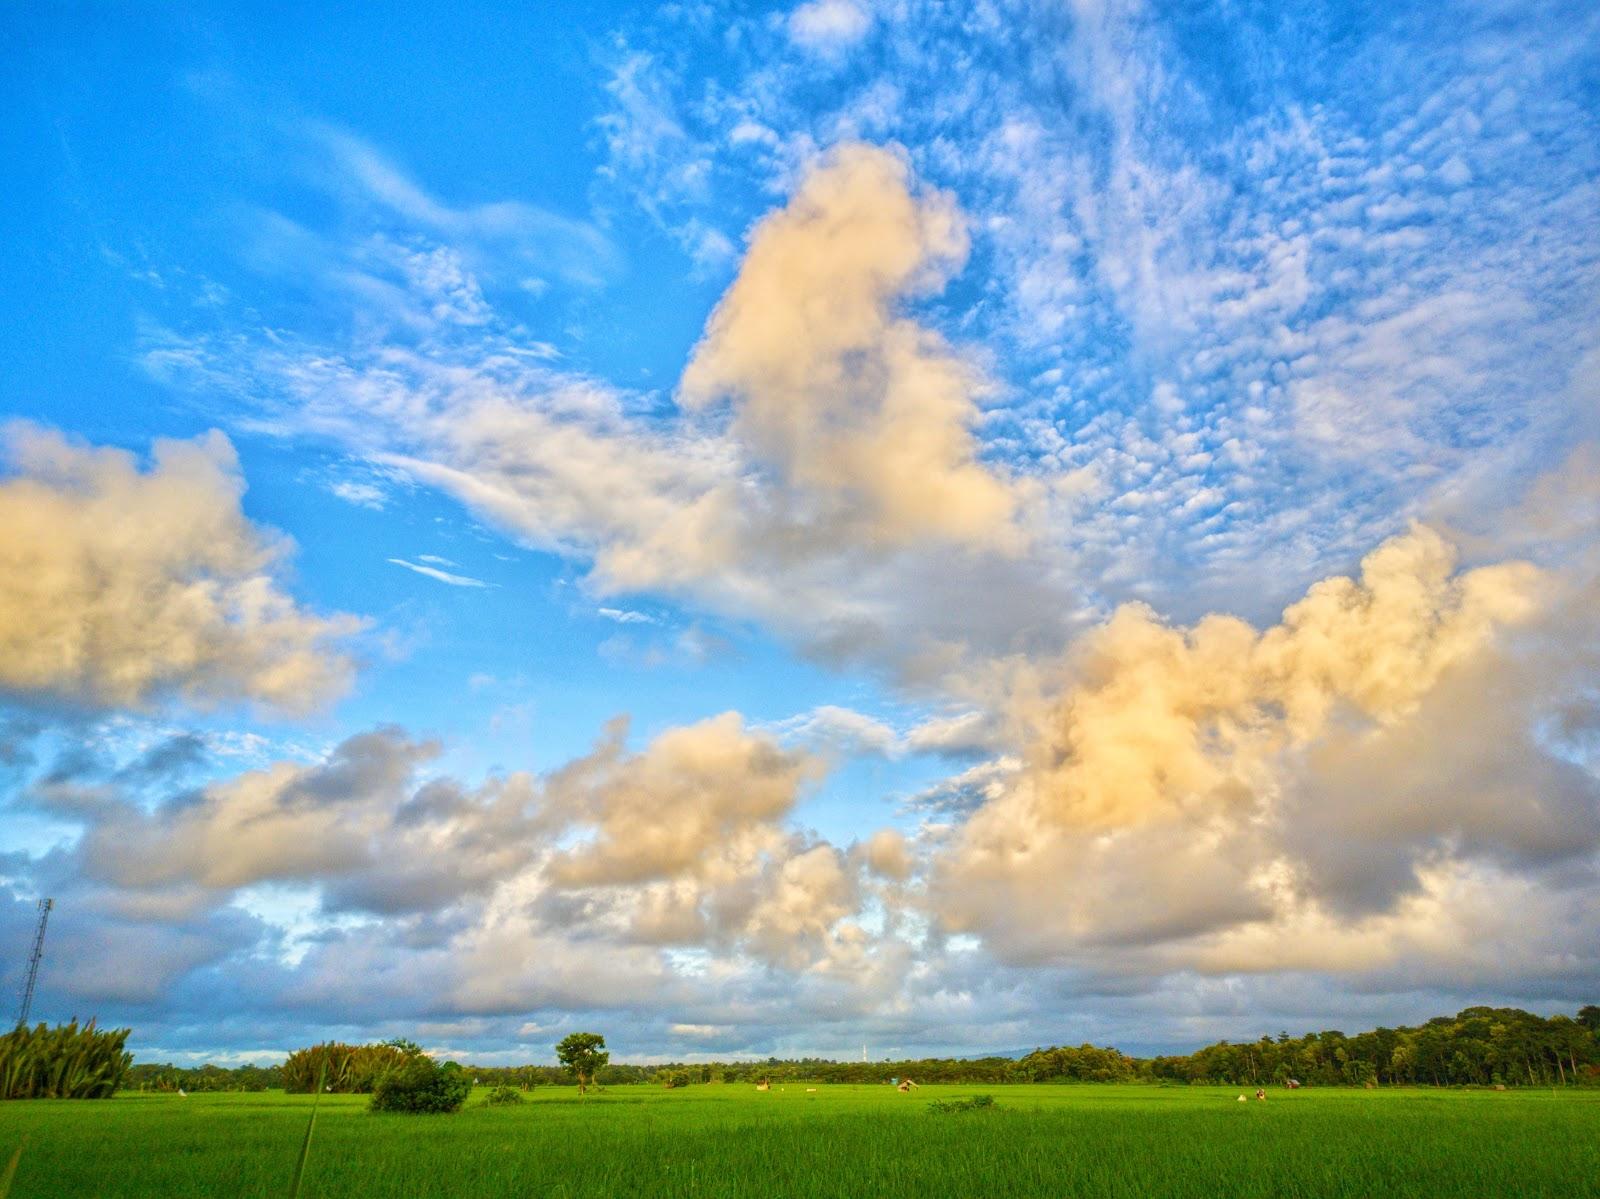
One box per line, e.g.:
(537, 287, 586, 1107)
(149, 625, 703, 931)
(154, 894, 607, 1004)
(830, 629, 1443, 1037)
(555, 1032, 610, 1094)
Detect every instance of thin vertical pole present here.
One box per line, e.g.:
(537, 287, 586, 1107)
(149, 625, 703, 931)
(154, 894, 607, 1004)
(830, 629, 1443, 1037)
(16, 899, 52, 1029)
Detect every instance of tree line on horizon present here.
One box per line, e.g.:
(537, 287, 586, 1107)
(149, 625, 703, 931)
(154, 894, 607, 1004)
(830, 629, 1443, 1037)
(124, 1004, 1600, 1093)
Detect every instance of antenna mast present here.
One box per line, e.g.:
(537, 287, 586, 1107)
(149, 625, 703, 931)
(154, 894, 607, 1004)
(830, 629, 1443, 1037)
(16, 898, 52, 1028)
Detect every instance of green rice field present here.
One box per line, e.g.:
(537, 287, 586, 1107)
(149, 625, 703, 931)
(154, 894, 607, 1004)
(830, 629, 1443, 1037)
(2, 1083, 1597, 1198)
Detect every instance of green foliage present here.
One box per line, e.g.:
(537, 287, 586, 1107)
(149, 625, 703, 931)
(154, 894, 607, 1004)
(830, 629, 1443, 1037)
(118, 1004, 1599, 1102)
(482, 1085, 524, 1106)
(368, 1056, 470, 1114)
(1010, 1044, 1141, 1083)
(0, 1020, 131, 1099)
(125, 1062, 282, 1092)
(657, 1070, 692, 1089)
(554, 1033, 609, 1093)
(1148, 1006, 1600, 1088)
(282, 1042, 418, 1095)
(457, 1004, 1597, 1090)
(928, 1094, 996, 1113)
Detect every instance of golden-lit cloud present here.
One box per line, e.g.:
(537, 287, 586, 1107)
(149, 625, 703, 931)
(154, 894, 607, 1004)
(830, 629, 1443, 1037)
(862, 827, 913, 880)
(53, 708, 865, 974)
(1005, 524, 1542, 832)
(64, 729, 537, 914)
(546, 711, 821, 887)
(933, 524, 1571, 964)
(682, 143, 1021, 548)
(537, 713, 876, 972)
(0, 424, 359, 711)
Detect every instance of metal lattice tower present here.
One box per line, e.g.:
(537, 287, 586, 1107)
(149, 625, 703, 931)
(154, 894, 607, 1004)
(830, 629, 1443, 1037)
(16, 898, 52, 1029)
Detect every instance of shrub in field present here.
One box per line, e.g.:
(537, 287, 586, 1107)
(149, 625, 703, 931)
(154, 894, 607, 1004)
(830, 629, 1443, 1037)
(483, 1084, 524, 1106)
(283, 1041, 416, 1094)
(369, 1056, 471, 1114)
(928, 1094, 996, 1114)
(0, 1020, 131, 1099)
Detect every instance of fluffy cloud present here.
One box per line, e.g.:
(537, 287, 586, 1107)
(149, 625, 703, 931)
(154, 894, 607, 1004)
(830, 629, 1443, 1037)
(23, 707, 866, 990)
(682, 144, 1019, 550)
(741, 844, 858, 969)
(54, 728, 537, 915)
(546, 712, 819, 888)
(787, 1, 872, 52)
(0, 424, 358, 712)
(862, 828, 912, 880)
(536, 714, 876, 974)
(933, 525, 1596, 972)
(1010, 524, 1542, 832)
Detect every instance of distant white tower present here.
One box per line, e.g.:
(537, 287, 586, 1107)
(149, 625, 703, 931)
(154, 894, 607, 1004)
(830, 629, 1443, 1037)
(862, 1043, 867, 1063)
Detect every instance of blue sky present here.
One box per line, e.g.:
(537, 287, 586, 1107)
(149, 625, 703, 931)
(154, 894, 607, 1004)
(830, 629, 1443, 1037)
(1, 0, 1597, 1065)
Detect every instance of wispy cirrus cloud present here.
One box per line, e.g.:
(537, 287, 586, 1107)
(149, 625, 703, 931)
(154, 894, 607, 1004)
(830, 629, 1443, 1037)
(597, 606, 657, 625)
(308, 123, 621, 291)
(386, 558, 488, 588)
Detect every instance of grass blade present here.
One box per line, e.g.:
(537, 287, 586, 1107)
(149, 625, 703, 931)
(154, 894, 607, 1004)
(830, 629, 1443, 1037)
(0, 1135, 28, 1199)
(288, 1061, 326, 1199)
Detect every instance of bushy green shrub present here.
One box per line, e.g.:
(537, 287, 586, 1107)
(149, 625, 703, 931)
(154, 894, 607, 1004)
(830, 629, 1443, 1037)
(658, 1070, 692, 1089)
(369, 1056, 471, 1114)
(928, 1094, 996, 1114)
(483, 1084, 524, 1106)
(0, 1020, 131, 1099)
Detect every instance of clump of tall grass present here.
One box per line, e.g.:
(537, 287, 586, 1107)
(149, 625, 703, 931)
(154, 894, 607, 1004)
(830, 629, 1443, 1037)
(281, 1041, 416, 1094)
(927, 1094, 996, 1114)
(482, 1084, 524, 1106)
(0, 1020, 131, 1099)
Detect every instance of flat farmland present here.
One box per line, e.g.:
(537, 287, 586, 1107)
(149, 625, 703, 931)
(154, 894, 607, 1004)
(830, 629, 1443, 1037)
(2, 1083, 1597, 1198)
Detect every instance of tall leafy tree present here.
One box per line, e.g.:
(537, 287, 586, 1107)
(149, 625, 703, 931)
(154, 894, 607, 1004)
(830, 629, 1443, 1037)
(555, 1033, 609, 1095)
